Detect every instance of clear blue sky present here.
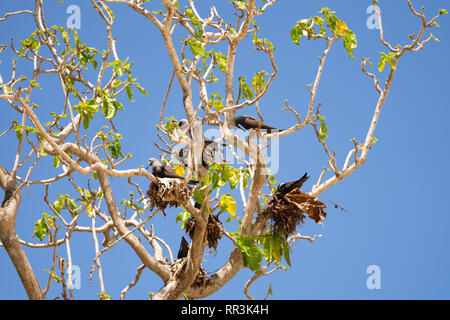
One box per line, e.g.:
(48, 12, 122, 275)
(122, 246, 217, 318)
(0, 0, 449, 300)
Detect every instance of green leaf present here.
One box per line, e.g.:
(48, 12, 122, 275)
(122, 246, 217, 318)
(252, 71, 268, 95)
(193, 189, 206, 207)
(125, 85, 134, 102)
(134, 82, 148, 95)
(107, 138, 124, 159)
(214, 51, 227, 73)
(343, 30, 357, 59)
(175, 211, 191, 229)
(52, 156, 60, 168)
(234, 234, 262, 273)
(186, 8, 204, 41)
(66, 198, 79, 215)
(238, 77, 253, 100)
(32, 212, 56, 242)
(282, 239, 291, 266)
(39, 144, 48, 157)
(212, 100, 224, 111)
(270, 234, 282, 263)
(219, 194, 237, 217)
(264, 39, 274, 51)
(33, 218, 48, 241)
(187, 38, 207, 57)
(317, 114, 328, 140)
(378, 51, 397, 72)
(233, 0, 247, 10)
(74, 100, 99, 129)
(52, 199, 64, 213)
(290, 24, 302, 45)
(44, 269, 61, 283)
(105, 60, 122, 68)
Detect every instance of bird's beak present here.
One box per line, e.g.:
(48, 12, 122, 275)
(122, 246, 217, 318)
(146, 163, 150, 170)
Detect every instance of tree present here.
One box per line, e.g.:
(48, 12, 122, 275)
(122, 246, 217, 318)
(0, 0, 446, 300)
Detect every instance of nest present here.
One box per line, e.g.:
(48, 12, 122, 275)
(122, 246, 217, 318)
(185, 214, 223, 250)
(261, 188, 327, 238)
(169, 258, 215, 289)
(146, 178, 193, 214)
(190, 266, 208, 288)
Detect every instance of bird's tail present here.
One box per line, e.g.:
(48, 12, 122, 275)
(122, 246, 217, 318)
(297, 172, 309, 186)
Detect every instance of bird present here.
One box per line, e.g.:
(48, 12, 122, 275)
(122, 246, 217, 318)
(178, 119, 193, 140)
(194, 201, 202, 209)
(1, 179, 18, 207)
(177, 236, 190, 259)
(232, 115, 284, 133)
(276, 172, 309, 196)
(177, 119, 223, 168)
(146, 158, 199, 184)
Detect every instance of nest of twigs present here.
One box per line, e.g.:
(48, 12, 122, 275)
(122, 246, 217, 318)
(146, 178, 193, 214)
(190, 266, 209, 288)
(169, 258, 215, 289)
(185, 214, 223, 250)
(261, 188, 327, 238)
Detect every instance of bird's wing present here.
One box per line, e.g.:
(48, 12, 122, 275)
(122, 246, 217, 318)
(242, 116, 279, 132)
(242, 116, 261, 129)
(162, 165, 185, 179)
(177, 236, 190, 259)
(277, 173, 309, 195)
(277, 181, 294, 195)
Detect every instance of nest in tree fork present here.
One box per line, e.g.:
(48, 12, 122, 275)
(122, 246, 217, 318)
(146, 178, 193, 214)
(262, 188, 327, 238)
(191, 266, 218, 288)
(169, 260, 215, 290)
(185, 214, 223, 250)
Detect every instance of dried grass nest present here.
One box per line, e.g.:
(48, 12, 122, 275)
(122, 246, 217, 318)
(185, 214, 223, 250)
(261, 188, 327, 238)
(146, 178, 193, 214)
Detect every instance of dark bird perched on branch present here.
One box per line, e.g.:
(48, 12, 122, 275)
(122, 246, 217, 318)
(1, 179, 18, 207)
(146, 158, 199, 184)
(177, 119, 224, 168)
(276, 172, 309, 196)
(177, 236, 190, 259)
(232, 115, 284, 133)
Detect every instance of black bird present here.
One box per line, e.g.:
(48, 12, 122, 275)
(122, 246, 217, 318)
(1, 179, 18, 207)
(177, 236, 190, 259)
(276, 172, 309, 196)
(232, 115, 284, 133)
(177, 119, 223, 168)
(146, 158, 199, 184)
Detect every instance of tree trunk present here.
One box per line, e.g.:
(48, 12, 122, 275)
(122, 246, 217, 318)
(0, 163, 43, 300)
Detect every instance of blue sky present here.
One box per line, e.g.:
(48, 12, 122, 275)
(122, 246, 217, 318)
(0, 0, 449, 300)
